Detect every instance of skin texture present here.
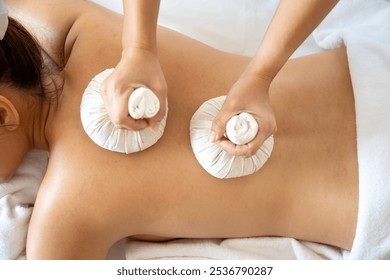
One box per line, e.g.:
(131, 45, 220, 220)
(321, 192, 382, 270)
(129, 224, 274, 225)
(1, 0, 358, 259)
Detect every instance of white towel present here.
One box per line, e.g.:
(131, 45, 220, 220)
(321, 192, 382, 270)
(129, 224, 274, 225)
(128, 87, 160, 120)
(0, 150, 48, 260)
(226, 112, 259, 145)
(125, 238, 343, 260)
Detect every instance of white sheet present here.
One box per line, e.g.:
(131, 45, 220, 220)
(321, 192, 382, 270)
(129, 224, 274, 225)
(125, 238, 343, 260)
(1, 0, 389, 260)
(0, 150, 48, 260)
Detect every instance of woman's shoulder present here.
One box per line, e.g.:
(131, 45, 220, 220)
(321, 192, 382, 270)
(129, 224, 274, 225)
(6, 0, 99, 66)
(7, 0, 86, 24)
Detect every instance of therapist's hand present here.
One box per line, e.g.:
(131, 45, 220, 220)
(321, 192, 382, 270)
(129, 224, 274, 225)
(209, 72, 277, 157)
(100, 47, 167, 130)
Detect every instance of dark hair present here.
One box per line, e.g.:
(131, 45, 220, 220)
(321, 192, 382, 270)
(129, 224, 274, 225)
(0, 17, 63, 101)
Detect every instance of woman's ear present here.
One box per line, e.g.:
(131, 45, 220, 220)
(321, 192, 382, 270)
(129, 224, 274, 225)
(0, 96, 20, 131)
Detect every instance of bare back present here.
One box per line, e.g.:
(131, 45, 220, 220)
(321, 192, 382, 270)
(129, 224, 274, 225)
(9, 0, 358, 259)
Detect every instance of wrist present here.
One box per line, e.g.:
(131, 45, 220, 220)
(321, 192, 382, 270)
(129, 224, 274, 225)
(121, 42, 157, 61)
(123, 38, 157, 54)
(241, 65, 274, 89)
(244, 59, 281, 84)
(246, 44, 291, 83)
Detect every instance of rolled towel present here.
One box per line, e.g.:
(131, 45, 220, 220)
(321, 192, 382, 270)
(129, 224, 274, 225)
(190, 96, 274, 179)
(225, 112, 258, 145)
(80, 68, 167, 154)
(128, 87, 160, 120)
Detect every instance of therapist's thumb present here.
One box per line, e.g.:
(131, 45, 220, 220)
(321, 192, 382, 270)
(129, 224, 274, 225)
(209, 112, 231, 143)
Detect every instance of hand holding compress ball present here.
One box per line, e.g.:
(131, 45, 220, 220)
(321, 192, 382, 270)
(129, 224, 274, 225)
(191, 72, 276, 178)
(209, 74, 277, 157)
(83, 0, 338, 178)
(190, 96, 274, 179)
(81, 69, 168, 154)
(99, 0, 167, 131)
(81, 69, 273, 178)
(99, 49, 167, 131)
(209, 0, 339, 156)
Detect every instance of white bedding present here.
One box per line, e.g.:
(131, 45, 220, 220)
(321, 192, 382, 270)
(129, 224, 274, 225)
(1, 0, 389, 260)
(0, 150, 48, 260)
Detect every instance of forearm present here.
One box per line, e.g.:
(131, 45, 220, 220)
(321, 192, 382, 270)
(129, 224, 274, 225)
(249, 0, 338, 80)
(122, 0, 161, 54)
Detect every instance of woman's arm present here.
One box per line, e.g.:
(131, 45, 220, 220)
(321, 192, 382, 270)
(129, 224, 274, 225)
(100, 0, 167, 131)
(121, 0, 160, 52)
(211, 0, 339, 157)
(250, 0, 339, 79)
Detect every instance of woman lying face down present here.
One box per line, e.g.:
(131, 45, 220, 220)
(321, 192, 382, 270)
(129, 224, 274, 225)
(0, 0, 358, 259)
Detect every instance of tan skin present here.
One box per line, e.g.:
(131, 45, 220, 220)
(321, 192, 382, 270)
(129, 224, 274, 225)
(1, 0, 358, 259)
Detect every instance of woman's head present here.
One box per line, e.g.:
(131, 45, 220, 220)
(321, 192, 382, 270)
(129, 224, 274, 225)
(0, 17, 45, 95)
(0, 17, 56, 182)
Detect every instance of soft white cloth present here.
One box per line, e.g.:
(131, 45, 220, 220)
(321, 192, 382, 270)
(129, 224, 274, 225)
(80, 68, 167, 154)
(128, 87, 160, 119)
(226, 113, 258, 145)
(158, 0, 322, 58)
(313, 0, 390, 260)
(0, 150, 48, 260)
(190, 96, 274, 179)
(125, 238, 343, 260)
